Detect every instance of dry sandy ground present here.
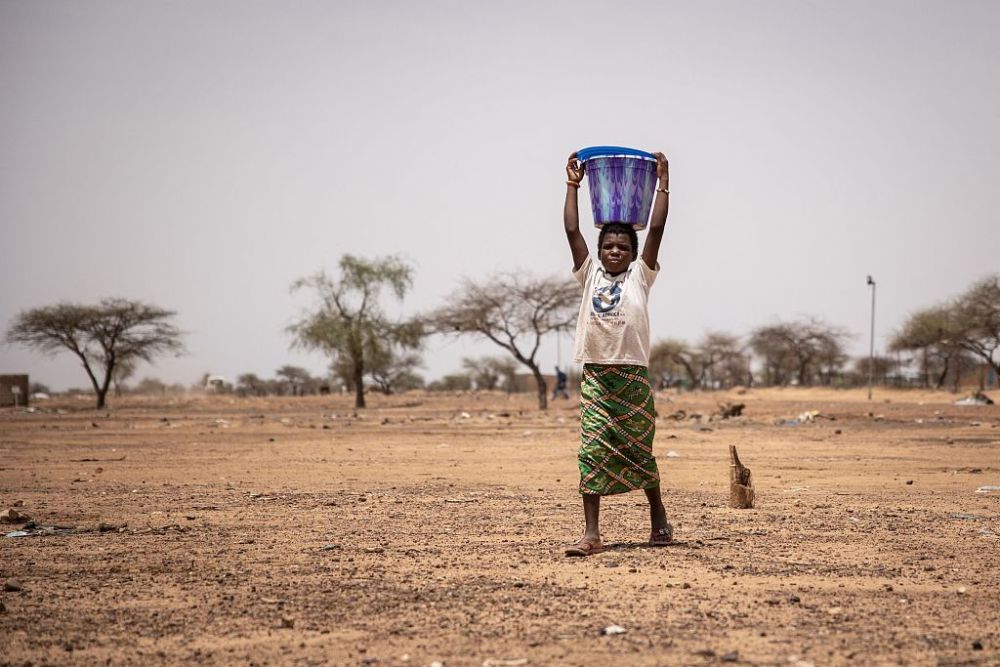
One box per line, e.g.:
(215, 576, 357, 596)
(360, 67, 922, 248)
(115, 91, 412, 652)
(1, 387, 998, 666)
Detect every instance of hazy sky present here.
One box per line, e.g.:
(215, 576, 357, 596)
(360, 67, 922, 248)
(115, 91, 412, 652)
(2, 0, 999, 391)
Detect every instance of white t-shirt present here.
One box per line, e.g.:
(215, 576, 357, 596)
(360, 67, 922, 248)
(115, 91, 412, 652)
(572, 255, 657, 366)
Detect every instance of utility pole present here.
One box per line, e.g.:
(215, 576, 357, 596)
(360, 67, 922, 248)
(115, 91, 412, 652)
(867, 275, 876, 400)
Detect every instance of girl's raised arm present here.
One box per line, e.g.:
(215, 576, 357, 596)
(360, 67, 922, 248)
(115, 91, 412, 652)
(641, 151, 670, 269)
(564, 153, 589, 271)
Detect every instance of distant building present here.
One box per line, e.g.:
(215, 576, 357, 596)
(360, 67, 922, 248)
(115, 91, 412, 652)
(0, 375, 29, 407)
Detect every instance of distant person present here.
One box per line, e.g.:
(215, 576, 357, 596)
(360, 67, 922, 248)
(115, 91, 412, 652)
(562, 149, 673, 557)
(552, 366, 569, 400)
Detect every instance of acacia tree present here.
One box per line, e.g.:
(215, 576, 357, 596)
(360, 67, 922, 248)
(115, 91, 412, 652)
(275, 365, 315, 395)
(427, 273, 579, 410)
(288, 255, 422, 409)
(649, 338, 700, 388)
(750, 318, 850, 386)
(366, 348, 424, 394)
(5, 299, 185, 408)
(696, 331, 745, 388)
(462, 355, 521, 391)
(889, 305, 965, 388)
(952, 275, 1000, 381)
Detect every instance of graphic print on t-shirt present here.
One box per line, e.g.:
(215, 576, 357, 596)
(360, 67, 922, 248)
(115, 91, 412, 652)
(592, 280, 623, 313)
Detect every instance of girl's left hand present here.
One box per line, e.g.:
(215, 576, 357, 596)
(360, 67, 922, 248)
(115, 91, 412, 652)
(653, 152, 669, 182)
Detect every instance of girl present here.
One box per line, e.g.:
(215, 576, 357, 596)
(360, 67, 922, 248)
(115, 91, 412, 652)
(563, 150, 673, 557)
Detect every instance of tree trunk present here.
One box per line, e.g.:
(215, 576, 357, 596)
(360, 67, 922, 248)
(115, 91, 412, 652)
(95, 387, 108, 409)
(353, 361, 366, 409)
(797, 361, 809, 387)
(530, 364, 548, 410)
(729, 445, 755, 509)
(935, 357, 949, 389)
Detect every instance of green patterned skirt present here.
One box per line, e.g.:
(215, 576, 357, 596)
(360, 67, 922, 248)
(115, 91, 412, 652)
(578, 364, 660, 495)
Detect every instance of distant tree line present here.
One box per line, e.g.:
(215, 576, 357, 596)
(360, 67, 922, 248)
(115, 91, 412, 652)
(6, 257, 999, 408)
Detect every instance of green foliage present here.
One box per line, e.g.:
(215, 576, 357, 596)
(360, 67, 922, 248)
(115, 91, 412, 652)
(5, 299, 185, 408)
(288, 255, 422, 408)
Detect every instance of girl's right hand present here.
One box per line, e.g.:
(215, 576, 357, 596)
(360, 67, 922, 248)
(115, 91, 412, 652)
(566, 153, 585, 183)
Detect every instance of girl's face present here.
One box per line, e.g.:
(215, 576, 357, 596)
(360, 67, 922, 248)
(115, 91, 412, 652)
(599, 232, 635, 275)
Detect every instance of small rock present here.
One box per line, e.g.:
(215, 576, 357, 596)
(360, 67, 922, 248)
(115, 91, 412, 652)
(2, 509, 31, 524)
(600, 624, 627, 635)
(721, 650, 739, 662)
(0, 599, 6, 613)
(692, 649, 716, 657)
(788, 594, 801, 603)
(905, 480, 914, 485)
(834, 429, 842, 435)
(98, 522, 119, 532)
(4, 579, 23, 592)
(281, 615, 295, 628)
(681, 582, 691, 589)
(13, 500, 23, 507)
(972, 640, 983, 650)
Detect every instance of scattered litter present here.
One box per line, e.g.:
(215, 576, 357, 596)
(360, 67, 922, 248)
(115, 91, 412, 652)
(720, 651, 740, 663)
(955, 391, 994, 406)
(319, 544, 340, 551)
(213, 419, 230, 427)
(665, 450, 681, 458)
(69, 456, 126, 462)
(459, 412, 471, 419)
(975, 486, 1000, 494)
(444, 498, 475, 504)
(980, 528, 999, 539)
(600, 625, 627, 636)
(4, 579, 23, 592)
(783, 486, 810, 493)
(951, 513, 983, 521)
(788, 658, 816, 667)
(666, 410, 687, 421)
(5, 523, 76, 538)
(716, 402, 745, 419)
(483, 659, 528, 667)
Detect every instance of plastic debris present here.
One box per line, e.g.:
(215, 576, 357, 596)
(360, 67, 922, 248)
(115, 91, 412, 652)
(954, 391, 994, 406)
(665, 450, 681, 458)
(483, 660, 528, 667)
(975, 486, 1000, 494)
(600, 625, 627, 635)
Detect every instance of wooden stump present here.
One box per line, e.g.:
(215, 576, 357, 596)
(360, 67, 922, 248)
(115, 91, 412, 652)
(729, 444, 755, 509)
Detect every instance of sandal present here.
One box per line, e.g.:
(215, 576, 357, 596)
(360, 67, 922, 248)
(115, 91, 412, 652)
(565, 538, 604, 557)
(649, 524, 674, 546)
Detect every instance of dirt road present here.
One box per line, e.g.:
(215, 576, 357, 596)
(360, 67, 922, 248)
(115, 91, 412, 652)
(1, 388, 998, 666)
